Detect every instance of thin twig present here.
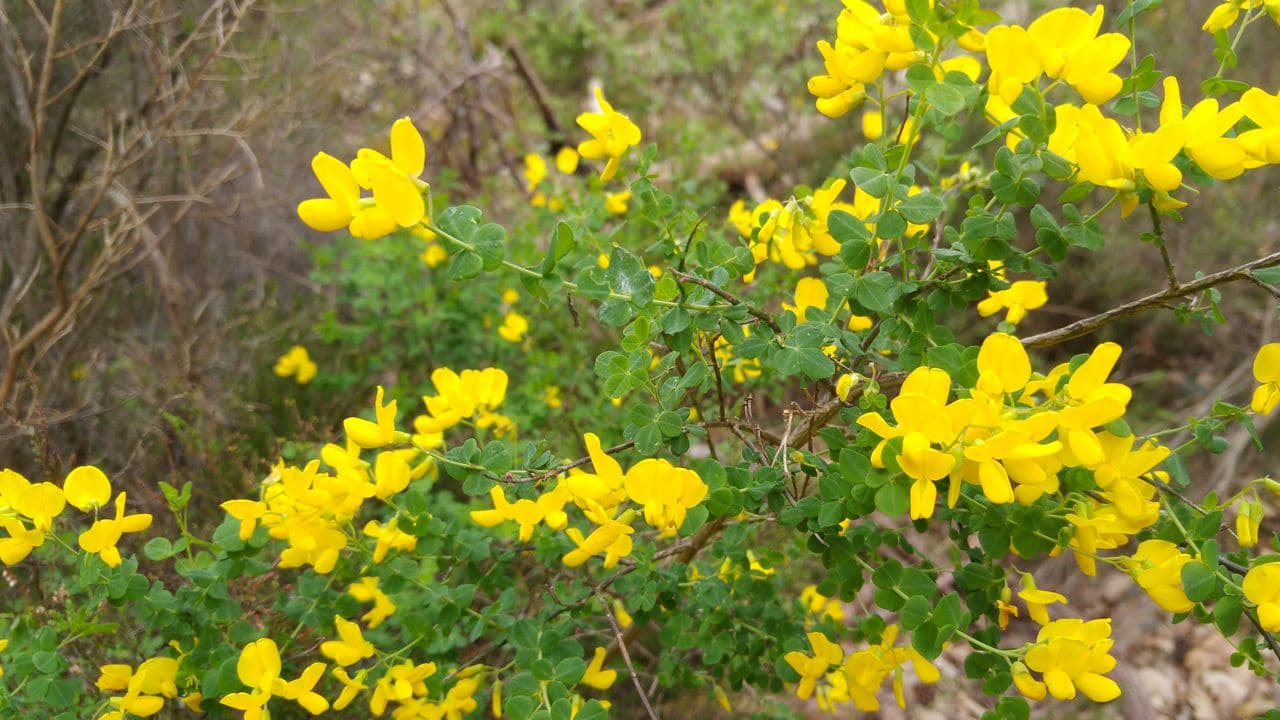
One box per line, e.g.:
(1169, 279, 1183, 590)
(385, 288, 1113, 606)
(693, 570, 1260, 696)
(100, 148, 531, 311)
(1020, 251, 1280, 349)
(595, 587, 660, 720)
(669, 268, 782, 334)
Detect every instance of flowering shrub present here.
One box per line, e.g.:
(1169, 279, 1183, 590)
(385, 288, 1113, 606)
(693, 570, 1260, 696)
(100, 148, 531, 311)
(5, 2, 1280, 719)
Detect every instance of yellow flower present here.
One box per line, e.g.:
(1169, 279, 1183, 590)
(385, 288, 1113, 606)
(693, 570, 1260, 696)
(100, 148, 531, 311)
(862, 109, 884, 140)
(273, 345, 318, 384)
(543, 385, 563, 409)
(321, 615, 376, 667)
(978, 280, 1047, 325)
(555, 146, 581, 174)
(362, 519, 417, 563)
(841, 624, 940, 711)
(333, 667, 369, 711)
(1251, 343, 1280, 414)
(898, 432, 956, 520)
(1022, 618, 1121, 702)
(370, 661, 437, 716)
(604, 190, 631, 215)
(219, 638, 282, 718)
(581, 647, 618, 690)
(523, 153, 548, 192)
(800, 584, 845, 622)
(1127, 539, 1195, 613)
(344, 385, 398, 449)
(275, 662, 329, 715)
(498, 312, 529, 343)
(1017, 573, 1067, 625)
(1237, 498, 1263, 548)
(1243, 561, 1280, 631)
(63, 465, 111, 512)
(784, 277, 829, 321)
(623, 458, 707, 537)
(78, 492, 153, 568)
(576, 87, 642, 182)
(348, 576, 397, 628)
(784, 631, 844, 700)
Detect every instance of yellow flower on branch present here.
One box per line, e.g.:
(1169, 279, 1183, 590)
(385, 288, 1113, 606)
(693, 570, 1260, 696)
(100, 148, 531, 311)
(1250, 342, 1280, 414)
(576, 87, 641, 182)
(78, 492, 153, 568)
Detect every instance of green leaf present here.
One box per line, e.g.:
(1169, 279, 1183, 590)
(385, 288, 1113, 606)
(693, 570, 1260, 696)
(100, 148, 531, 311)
(1252, 266, 1280, 286)
(1213, 595, 1243, 636)
(897, 191, 944, 223)
(143, 537, 175, 561)
(874, 482, 909, 516)
(540, 221, 576, 274)
(925, 82, 966, 116)
(473, 223, 506, 270)
(32, 650, 62, 674)
(900, 595, 931, 629)
(1180, 561, 1215, 602)
(852, 271, 899, 313)
(607, 246, 655, 306)
(449, 251, 483, 280)
(797, 347, 835, 380)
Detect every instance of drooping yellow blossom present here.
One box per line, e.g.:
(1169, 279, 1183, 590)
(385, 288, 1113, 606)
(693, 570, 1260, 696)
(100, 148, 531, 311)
(576, 87, 642, 182)
(1127, 539, 1195, 613)
(785, 631, 844, 700)
(321, 615, 377, 667)
(78, 492, 153, 568)
(1203, 0, 1280, 32)
(274, 345, 318, 384)
(1243, 561, 1280, 631)
(1020, 618, 1121, 702)
(1236, 497, 1263, 548)
(1018, 573, 1067, 625)
(1251, 343, 1280, 414)
(581, 647, 618, 690)
(362, 518, 417, 563)
(332, 667, 369, 711)
(978, 280, 1048, 325)
(470, 484, 571, 542)
(841, 624, 940, 712)
(348, 576, 397, 628)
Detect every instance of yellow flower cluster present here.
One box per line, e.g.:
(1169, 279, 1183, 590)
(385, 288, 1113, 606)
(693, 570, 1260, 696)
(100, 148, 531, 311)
(982, 5, 1280, 215)
(1014, 618, 1121, 702)
(729, 179, 929, 279)
(977, 261, 1047, 326)
(1, 465, 151, 568)
(298, 118, 430, 240)
(470, 432, 708, 568)
(524, 146, 580, 210)
(416, 367, 514, 438)
(97, 655, 197, 719)
(784, 625, 940, 713)
(859, 332, 1172, 578)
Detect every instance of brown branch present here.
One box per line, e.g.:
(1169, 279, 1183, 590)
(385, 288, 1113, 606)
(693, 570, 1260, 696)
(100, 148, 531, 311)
(595, 586, 660, 720)
(669, 268, 782, 335)
(505, 39, 563, 141)
(1020, 250, 1280, 349)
